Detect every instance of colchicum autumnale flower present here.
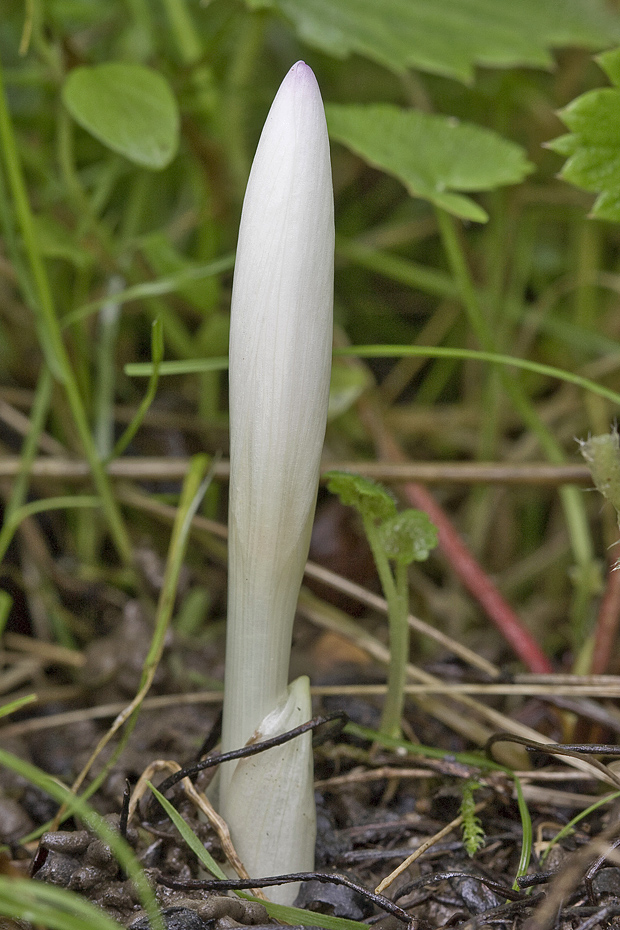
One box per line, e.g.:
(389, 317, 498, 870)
(220, 61, 334, 903)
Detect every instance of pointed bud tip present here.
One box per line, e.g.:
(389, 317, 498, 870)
(285, 60, 319, 91)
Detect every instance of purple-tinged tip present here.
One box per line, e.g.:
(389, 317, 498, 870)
(282, 60, 319, 92)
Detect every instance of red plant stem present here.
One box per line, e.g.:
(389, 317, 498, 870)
(361, 400, 553, 674)
(402, 481, 552, 673)
(590, 547, 620, 675)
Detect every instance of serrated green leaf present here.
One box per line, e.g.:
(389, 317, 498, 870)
(376, 509, 438, 565)
(263, 0, 620, 83)
(597, 47, 620, 85)
(326, 105, 534, 222)
(325, 471, 397, 522)
(62, 63, 179, 169)
(591, 190, 620, 220)
(551, 78, 620, 221)
(547, 133, 578, 157)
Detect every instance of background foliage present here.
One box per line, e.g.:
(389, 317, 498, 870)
(4, 0, 620, 925)
(2, 0, 620, 672)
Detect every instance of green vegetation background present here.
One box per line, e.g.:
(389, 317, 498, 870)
(4, 0, 620, 925)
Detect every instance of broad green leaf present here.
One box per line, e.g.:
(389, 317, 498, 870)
(326, 105, 534, 222)
(325, 471, 397, 522)
(549, 48, 620, 221)
(376, 510, 438, 565)
(251, 0, 620, 83)
(62, 63, 179, 169)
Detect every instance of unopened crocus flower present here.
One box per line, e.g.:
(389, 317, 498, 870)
(220, 62, 334, 903)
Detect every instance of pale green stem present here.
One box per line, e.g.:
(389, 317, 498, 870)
(362, 516, 408, 737)
(380, 560, 411, 739)
(111, 319, 164, 460)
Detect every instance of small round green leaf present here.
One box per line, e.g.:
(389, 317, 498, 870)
(62, 63, 179, 170)
(324, 471, 397, 522)
(377, 509, 438, 565)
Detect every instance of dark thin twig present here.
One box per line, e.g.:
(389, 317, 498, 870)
(452, 893, 546, 930)
(544, 744, 620, 755)
(392, 871, 529, 903)
(148, 712, 349, 805)
(525, 816, 620, 930)
(574, 904, 617, 930)
(516, 871, 559, 888)
(584, 836, 620, 905)
(156, 870, 412, 926)
(484, 733, 620, 789)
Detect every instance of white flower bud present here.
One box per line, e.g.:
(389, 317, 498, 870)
(220, 61, 334, 900)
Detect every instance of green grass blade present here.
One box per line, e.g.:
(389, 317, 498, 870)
(125, 357, 229, 377)
(512, 775, 532, 886)
(125, 344, 620, 408)
(345, 722, 509, 771)
(337, 345, 620, 407)
(0, 693, 36, 718)
(540, 790, 620, 867)
(148, 781, 227, 879)
(65, 255, 235, 327)
(0, 496, 100, 565)
(0, 877, 124, 930)
(112, 318, 164, 459)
